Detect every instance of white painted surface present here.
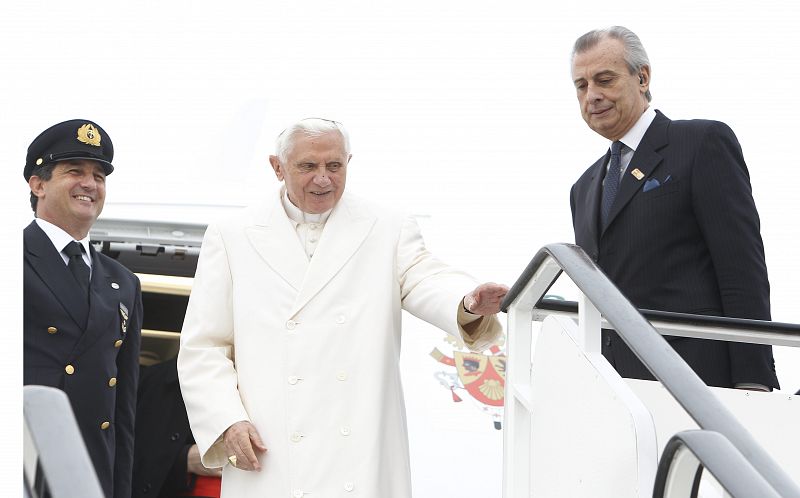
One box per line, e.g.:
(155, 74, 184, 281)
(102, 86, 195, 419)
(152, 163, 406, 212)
(627, 379, 800, 486)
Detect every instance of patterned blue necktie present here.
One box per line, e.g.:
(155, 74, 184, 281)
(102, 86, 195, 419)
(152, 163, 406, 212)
(600, 141, 623, 229)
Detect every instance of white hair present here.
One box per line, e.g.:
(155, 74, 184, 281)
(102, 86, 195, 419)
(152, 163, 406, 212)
(275, 118, 351, 163)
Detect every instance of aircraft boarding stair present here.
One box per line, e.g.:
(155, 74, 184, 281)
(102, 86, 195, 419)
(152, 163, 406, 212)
(501, 243, 800, 498)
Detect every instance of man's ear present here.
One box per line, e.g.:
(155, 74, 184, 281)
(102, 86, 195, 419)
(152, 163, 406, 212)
(639, 65, 651, 89)
(29, 175, 45, 199)
(269, 155, 284, 181)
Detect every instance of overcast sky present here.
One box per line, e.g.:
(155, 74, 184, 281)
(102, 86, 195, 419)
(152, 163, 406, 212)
(4, 1, 800, 495)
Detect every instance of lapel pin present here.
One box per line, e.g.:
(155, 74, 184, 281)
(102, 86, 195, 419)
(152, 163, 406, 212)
(630, 168, 645, 180)
(111, 282, 120, 289)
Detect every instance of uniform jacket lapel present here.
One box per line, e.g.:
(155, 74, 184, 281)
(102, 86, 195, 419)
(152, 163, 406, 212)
(24, 221, 89, 329)
(601, 110, 669, 236)
(71, 247, 120, 357)
(291, 195, 376, 317)
(245, 194, 310, 292)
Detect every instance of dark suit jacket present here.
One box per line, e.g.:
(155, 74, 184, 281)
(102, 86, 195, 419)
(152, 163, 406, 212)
(570, 110, 779, 389)
(24, 220, 142, 498)
(132, 357, 204, 498)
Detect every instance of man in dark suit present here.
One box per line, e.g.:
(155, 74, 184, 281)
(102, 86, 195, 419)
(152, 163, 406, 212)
(23, 119, 142, 497)
(132, 357, 221, 498)
(569, 26, 779, 390)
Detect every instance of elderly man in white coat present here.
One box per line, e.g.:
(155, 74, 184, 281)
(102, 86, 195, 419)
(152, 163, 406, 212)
(177, 117, 506, 498)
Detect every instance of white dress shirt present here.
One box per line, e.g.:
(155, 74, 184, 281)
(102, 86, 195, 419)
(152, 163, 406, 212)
(35, 218, 93, 274)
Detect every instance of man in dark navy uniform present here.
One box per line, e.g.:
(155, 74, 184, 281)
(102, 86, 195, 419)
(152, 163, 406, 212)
(23, 119, 142, 498)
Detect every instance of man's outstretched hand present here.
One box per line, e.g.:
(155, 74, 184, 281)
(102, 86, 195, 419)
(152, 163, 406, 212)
(463, 282, 509, 315)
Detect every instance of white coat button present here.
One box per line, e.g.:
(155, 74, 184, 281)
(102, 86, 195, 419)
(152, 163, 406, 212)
(344, 481, 354, 492)
(336, 371, 347, 381)
(290, 432, 303, 443)
(336, 314, 346, 324)
(286, 320, 297, 330)
(340, 426, 351, 436)
(288, 376, 299, 385)
(292, 489, 304, 498)
(309, 237, 318, 243)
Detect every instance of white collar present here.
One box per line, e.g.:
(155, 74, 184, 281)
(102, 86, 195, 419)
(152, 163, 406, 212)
(614, 105, 657, 152)
(35, 218, 92, 256)
(281, 188, 332, 225)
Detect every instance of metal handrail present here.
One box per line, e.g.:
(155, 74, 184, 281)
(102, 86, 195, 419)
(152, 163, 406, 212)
(500, 243, 800, 498)
(653, 430, 781, 498)
(23, 386, 104, 498)
(532, 298, 800, 347)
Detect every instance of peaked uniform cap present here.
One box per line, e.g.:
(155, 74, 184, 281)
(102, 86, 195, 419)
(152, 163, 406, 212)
(25, 119, 114, 180)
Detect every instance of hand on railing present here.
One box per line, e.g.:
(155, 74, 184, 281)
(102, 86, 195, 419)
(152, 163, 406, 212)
(463, 282, 509, 315)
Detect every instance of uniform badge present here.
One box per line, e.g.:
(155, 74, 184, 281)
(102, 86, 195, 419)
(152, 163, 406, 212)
(630, 168, 645, 180)
(119, 303, 129, 335)
(76, 123, 102, 147)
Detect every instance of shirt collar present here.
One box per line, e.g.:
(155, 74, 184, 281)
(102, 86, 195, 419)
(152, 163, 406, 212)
(614, 105, 656, 152)
(35, 218, 92, 256)
(281, 187, 332, 225)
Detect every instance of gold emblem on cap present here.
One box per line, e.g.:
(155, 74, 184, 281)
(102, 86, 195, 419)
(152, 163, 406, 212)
(631, 168, 645, 180)
(36, 158, 44, 166)
(76, 124, 102, 147)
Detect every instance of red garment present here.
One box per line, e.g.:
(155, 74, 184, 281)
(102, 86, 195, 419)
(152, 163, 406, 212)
(178, 475, 221, 498)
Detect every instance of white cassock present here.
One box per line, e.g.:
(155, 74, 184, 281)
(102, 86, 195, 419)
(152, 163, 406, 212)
(178, 186, 502, 498)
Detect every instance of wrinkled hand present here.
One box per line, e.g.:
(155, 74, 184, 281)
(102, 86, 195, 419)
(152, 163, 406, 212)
(186, 444, 223, 477)
(463, 282, 509, 315)
(223, 420, 268, 472)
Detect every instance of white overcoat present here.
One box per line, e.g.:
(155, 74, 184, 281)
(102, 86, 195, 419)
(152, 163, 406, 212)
(178, 188, 501, 497)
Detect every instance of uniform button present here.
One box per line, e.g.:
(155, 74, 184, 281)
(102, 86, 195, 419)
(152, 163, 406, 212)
(47, 327, 57, 334)
(65, 365, 75, 375)
(605, 336, 612, 347)
(292, 489, 304, 498)
(100, 421, 110, 430)
(142, 483, 151, 493)
(288, 376, 299, 385)
(344, 481, 354, 492)
(170, 432, 180, 441)
(114, 339, 123, 348)
(309, 237, 318, 243)
(108, 377, 117, 387)
(336, 371, 347, 381)
(286, 320, 297, 330)
(340, 426, 351, 436)
(290, 432, 303, 443)
(336, 314, 346, 324)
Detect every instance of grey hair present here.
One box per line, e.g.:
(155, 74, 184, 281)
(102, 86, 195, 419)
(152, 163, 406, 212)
(275, 118, 351, 163)
(572, 26, 652, 102)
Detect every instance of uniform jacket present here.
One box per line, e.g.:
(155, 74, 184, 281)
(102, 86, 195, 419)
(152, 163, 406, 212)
(178, 189, 501, 498)
(24, 220, 142, 498)
(570, 110, 778, 388)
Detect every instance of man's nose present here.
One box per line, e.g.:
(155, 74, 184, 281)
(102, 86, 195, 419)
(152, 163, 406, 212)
(313, 171, 331, 186)
(79, 173, 97, 189)
(586, 83, 603, 102)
